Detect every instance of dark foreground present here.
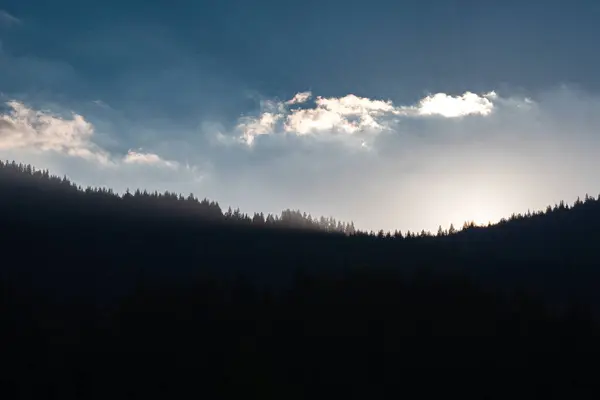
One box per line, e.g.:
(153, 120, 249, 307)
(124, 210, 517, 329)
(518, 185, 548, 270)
(2, 161, 600, 397)
(3, 270, 600, 398)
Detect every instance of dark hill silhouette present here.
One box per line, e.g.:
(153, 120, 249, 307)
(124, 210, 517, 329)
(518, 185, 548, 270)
(1, 160, 599, 397)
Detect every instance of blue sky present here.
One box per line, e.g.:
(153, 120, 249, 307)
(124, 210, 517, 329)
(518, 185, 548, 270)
(2, 0, 600, 232)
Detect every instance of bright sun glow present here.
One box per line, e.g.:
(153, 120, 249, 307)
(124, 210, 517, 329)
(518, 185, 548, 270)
(406, 170, 531, 233)
(441, 184, 525, 230)
(448, 200, 504, 227)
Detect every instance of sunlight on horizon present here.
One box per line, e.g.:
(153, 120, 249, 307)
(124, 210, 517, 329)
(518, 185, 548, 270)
(401, 170, 533, 233)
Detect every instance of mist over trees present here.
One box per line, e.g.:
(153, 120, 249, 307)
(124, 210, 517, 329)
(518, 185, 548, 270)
(0, 160, 357, 235)
(2, 159, 600, 397)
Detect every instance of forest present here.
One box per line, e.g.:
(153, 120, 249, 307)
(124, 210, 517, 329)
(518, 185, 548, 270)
(1, 159, 600, 397)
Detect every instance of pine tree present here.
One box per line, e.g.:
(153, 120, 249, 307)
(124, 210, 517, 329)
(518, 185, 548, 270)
(448, 224, 456, 235)
(437, 225, 444, 237)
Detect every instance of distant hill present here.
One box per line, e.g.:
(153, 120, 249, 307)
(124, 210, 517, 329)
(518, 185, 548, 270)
(2, 159, 600, 396)
(1, 159, 599, 307)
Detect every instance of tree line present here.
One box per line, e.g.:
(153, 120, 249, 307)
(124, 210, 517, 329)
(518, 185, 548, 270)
(4, 159, 600, 239)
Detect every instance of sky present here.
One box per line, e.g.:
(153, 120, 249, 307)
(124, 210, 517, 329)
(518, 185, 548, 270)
(1, 0, 600, 233)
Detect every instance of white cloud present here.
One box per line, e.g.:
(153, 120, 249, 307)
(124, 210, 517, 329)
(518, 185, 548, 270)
(412, 91, 496, 118)
(318, 94, 395, 115)
(285, 107, 348, 134)
(286, 91, 312, 105)
(123, 149, 178, 169)
(0, 100, 111, 164)
(0, 100, 183, 170)
(0, 10, 20, 27)
(237, 112, 281, 145)
(234, 91, 498, 146)
(285, 94, 393, 136)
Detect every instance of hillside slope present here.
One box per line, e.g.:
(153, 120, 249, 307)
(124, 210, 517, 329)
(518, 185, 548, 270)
(2, 160, 600, 396)
(1, 160, 599, 307)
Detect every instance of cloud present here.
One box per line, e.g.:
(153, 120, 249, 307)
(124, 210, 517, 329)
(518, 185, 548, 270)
(285, 94, 393, 136)
(234, 91, 497, 146)
(285, 91, 312, 105)
(237, 111, 281, 145)
(0, 100, 185, 170)
(412, 91, 496, 118)
(123, 149, 178, 169)
(0, 100, 110, 164)
(0, 10, 20, 28)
